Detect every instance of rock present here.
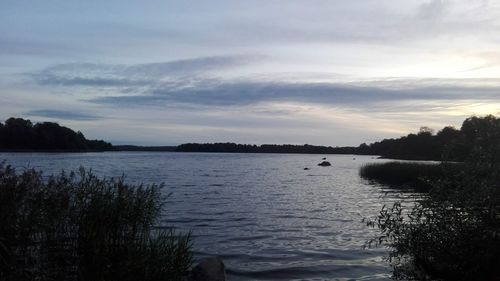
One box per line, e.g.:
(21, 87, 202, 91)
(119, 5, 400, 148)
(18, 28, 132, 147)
(189, 257, 226, 281)
(303, 167, 310, 170)
(317, 161, 331, 166)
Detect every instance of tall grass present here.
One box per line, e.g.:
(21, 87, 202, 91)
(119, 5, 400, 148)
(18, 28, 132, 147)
(0, 163, 192, 281)
(359, 162, 446, 191)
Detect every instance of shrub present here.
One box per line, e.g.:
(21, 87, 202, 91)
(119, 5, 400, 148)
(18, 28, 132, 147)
(0, 163, 192, 281)
(367, 157, 500, 280)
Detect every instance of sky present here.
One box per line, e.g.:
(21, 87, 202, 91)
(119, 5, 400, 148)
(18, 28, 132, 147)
(1, 0, 500, 146)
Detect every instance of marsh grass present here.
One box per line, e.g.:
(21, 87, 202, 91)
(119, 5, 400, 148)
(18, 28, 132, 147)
(359, 162, 449, 191)
(0, 163, 192, 281)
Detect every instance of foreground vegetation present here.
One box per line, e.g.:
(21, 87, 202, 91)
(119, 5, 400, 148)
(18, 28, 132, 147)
(366, 115, 500, 280)
(0, 164, 192, 281)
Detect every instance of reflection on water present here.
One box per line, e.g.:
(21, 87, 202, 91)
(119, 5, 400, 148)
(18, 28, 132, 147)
(0, 152, 418, 281)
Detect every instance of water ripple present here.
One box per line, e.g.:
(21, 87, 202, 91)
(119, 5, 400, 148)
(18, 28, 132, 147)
(0, 152, 414, 280)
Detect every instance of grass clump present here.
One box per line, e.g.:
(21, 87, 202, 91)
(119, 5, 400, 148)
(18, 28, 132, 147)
(0, 163, 192, 281)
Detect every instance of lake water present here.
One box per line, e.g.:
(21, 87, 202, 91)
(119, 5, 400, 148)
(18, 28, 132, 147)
(0, 152, 417, 281)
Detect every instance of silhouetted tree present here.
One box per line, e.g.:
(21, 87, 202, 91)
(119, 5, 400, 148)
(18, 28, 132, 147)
(355, 115, 500, 161)
(0, 117, 112, 151)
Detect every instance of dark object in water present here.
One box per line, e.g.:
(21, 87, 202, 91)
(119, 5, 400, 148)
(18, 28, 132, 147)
(322, 157, 327, 160)
(189, 257, 226, 281)
(317, 161, 331, 166)
(303, 167, 310, 170)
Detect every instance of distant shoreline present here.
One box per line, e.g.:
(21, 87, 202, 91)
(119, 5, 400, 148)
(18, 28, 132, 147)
(0, 149, 110, 153)
(5, 115, 496, 162)
(0, 144, 444, 161)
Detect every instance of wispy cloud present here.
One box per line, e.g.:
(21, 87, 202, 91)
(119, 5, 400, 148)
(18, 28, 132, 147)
(30, 55, 259, 87)
(30, 58, 500, 110)
(25, 110, 101, 121)
(88, 79, 500, 107)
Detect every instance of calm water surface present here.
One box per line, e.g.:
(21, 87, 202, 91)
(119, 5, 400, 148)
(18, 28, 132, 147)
(0, 152, 417, 281)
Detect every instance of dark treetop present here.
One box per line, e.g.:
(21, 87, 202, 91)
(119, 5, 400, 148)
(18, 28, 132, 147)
(0, 117, 112, 151)
(357, 115, 500, 161)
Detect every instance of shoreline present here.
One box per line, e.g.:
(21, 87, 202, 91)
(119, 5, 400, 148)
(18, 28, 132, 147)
(0, 149, 444, 162)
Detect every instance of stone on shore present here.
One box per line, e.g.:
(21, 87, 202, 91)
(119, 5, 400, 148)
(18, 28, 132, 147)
(189, 257, 226, 281)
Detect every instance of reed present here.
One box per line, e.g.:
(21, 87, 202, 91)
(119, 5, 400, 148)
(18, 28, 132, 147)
(0, 163, 192, 281)
(359, 162, 444, 191)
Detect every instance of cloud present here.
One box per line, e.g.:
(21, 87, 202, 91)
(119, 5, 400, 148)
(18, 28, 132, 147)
(122, 55, 258, 77)
(30, 55, 259, 87)
(87, 79, 500, 108)
(0, 36, 90, 57)
(34, 75, 151, 87)
(30, 58, 500, 109)
(417, 0, 448, 20)
(25, 110, 101, 121)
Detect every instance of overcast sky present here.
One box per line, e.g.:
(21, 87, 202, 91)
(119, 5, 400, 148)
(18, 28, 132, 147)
(1, 0, 500, 145)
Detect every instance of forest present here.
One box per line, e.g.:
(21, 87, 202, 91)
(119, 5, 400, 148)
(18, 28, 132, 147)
(358, 115, 500, 160)
(176, 143, 357, 154)
(2, 115, 500, 161)
(0, 117, 112, 151)
(179, 115, 500, 161)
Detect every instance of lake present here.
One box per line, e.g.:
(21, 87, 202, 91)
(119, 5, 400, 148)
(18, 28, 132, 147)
(0, 152, 417, 281)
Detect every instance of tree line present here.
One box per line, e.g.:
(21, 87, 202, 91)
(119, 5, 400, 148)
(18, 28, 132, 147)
(358, 115, 500, 160)
(0, 117, 112, 151)
(2, 115, 500, 160)
(178, 115, 500, 161)
(176, 143, 358, 154)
